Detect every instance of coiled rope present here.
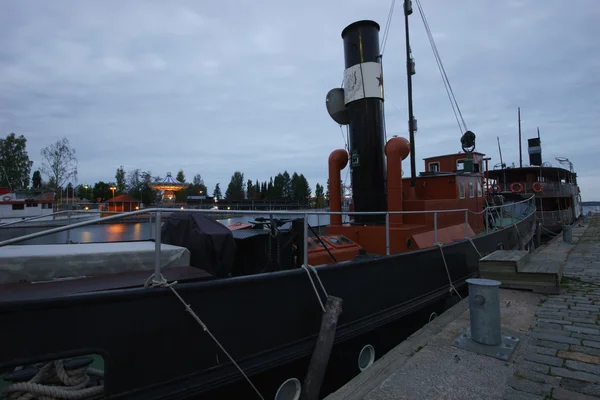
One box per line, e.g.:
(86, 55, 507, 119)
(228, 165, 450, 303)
(2, 360, 104, 400)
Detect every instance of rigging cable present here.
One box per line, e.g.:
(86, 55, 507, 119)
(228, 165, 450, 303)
(414, 0, 467, 134)
(381, 0, 396, 55)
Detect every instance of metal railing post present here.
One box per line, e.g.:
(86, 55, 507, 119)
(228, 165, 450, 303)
(154, 211, 162, 280)
(465, 209, 469, 238)
(385, 213, 390, 255)
(303, 214, 309, 267)
(485, 208, 489, 234)
(66, 211, 71, 243)
(148, 213, 153, 240)
(434, 212, 438, 244)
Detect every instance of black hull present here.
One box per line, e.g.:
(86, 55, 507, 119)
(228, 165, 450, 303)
(0, 213, 536, 399)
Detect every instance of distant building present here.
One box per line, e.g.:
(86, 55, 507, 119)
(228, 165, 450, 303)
(106, 194, 142, 212)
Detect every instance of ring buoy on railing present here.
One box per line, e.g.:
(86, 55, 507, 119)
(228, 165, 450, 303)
(531, 182, 543, 193)
(488, 185, 501, 194)
(2, 196, 10, 202)
(509, 182, 524, 194)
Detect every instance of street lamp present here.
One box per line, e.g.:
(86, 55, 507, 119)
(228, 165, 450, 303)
(84, 185, 89, 200)
(110, 186, 116, 199)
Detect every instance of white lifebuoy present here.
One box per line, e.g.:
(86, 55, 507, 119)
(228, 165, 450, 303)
(2, 196, 11, 202)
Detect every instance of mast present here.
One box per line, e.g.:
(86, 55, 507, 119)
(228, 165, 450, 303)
(518, 107, 522, 168)
(404, 0, 417, 186)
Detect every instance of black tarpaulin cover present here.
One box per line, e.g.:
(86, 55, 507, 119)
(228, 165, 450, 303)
(161, 212, 236, 277)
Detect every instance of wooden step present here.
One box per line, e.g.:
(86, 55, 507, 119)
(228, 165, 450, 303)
(478, 249, 562, 294)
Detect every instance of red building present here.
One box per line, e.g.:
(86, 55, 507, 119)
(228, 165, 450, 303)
(106, 194, 142, 212)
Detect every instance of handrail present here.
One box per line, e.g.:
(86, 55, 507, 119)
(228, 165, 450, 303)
(0, 197, 536, 248)
(469, 194, 535, 215)
(0, 210, 102, 228)
(0, 199, 537, 288)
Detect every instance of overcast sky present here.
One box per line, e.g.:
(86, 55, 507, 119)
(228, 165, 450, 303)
(1, 0, 598, 200)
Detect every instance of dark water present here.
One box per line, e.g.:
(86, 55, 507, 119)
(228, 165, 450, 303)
(0, 215, 332, 245)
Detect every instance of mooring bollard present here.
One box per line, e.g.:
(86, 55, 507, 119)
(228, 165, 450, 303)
(563, 225, 573, 244)
(467, 278, 501, 346)
(453, 278, 520, 360)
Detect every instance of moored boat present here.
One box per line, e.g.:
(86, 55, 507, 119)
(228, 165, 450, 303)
(0, 6, 537, 400)
(486, 111, 582, 236)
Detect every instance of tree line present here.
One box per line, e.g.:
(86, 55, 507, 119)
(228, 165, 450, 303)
(0, 133, 332, 207)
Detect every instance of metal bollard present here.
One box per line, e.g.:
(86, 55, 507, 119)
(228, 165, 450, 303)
(467, 278, 501, 346)
(453, 278, 520, 360)
(562, 225, 573, 244)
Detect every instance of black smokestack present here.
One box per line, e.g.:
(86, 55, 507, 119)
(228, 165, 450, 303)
(527, 137, 542, 166)
(341, 20, 387, 224)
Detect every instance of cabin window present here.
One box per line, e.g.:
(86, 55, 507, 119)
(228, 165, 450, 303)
(469, 182, 475, 198)
(12, 204, 24, 210)
(26, 203, 38, 207)
(459, 182, 465, 199)
(42, 203, 52, 209)
(428, 162, 440, 172)
(477, 181, 483, 197)
(456, 159, 466, 171)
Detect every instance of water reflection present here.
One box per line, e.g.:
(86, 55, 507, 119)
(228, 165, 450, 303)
(0, 214, 332, 246)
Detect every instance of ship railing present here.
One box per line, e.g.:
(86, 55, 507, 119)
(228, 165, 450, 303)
(537, 208, 573, 225)
(0, 195, 537, 283)
(501, 181, 577, 196)
(0, 210, 101, 228)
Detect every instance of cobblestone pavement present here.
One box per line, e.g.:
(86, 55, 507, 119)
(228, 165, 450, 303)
(504, 216, 600, 400)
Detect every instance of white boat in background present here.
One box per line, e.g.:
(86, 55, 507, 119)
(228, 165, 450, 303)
(0, 189, 54, 222)
(0, 189, 97, 226)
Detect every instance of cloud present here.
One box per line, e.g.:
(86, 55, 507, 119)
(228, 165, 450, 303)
(0, 0, 598, 201)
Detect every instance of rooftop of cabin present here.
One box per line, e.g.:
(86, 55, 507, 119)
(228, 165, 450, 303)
(422, 152, 485, 175)
(487, 166, 576, 183)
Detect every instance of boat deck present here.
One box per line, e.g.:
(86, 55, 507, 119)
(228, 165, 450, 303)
(0, 241, 212, 302)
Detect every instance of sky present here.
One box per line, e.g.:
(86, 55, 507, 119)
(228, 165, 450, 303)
(0, 0, 599, 200)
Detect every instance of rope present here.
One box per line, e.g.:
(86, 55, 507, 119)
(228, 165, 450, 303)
(466, 236, 482, 259)
(513, 222, 525, 248)
(381, 0, 396, 55)
(144, 274, 265, 400)
(301, 264, 328, 313)
(436, 243, 462, 299)
(540, 225, 560, 237)
(415, 0, 467, 134)
(2, 360, 104, 400)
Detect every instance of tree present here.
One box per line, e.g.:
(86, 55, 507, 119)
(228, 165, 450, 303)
(176, 170, 185, 183)
(186, 173, 207, 197)
(115, 165, 126, 193)
(213, 183, 222, 200)
(41, 137, 77, 190)
(282, 171, 292, 199)
(315, 183, 325, 208)
(32, 170, 42, 189)
(298, 174, 311, 204)
(246, 179, 254, 200)
(174, 169, 187, 202)
(126, 169, 155, 205)
(0, 133, 32, 190)
(193, 174, 207, 193)
(92, 181, 111, 202)
(225, 171, 245, 200)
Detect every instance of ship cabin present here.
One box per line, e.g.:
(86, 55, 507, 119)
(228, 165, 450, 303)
(400, 151, 486, 235)
(326, 150, 487, 256)
(487, 165, 580, 228)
